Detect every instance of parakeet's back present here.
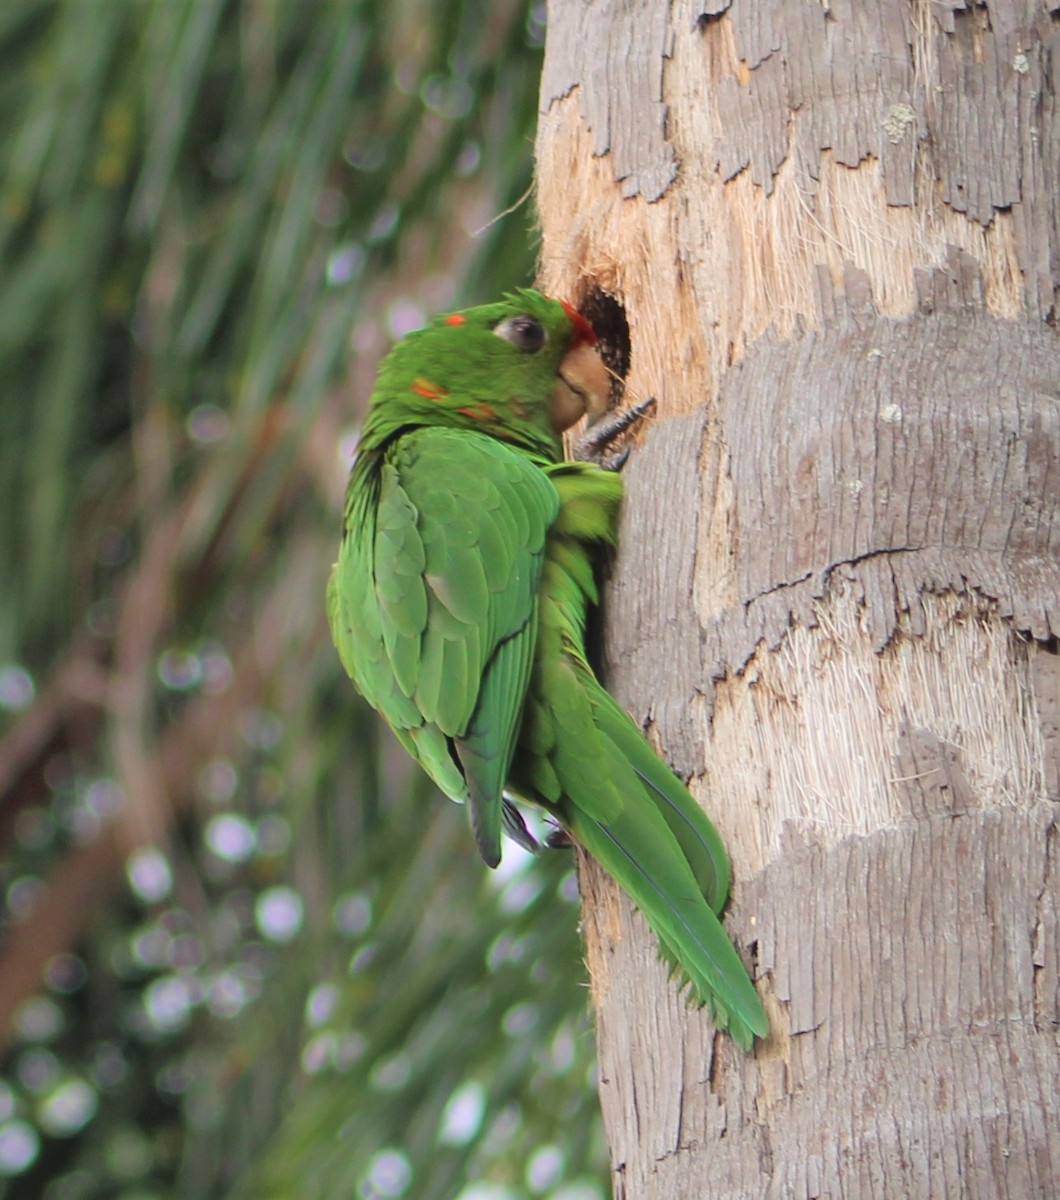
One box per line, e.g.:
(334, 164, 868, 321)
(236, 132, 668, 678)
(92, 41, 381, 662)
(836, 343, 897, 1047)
(329, 426, 560, 848)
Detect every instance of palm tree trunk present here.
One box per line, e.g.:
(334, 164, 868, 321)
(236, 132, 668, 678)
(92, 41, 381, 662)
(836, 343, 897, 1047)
(536, 1, 1059, 1194)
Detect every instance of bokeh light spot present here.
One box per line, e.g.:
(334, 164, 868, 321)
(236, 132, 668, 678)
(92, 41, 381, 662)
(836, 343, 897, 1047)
(199, 759, 239, 804)
(421, 75, 472, 119)
(126, 846, 173, 903)
(157, 648, 202, 691)
(370, 1053, 410, 1093)
(0, 1121, 39, 1175)
(143, 975, 196, 1034)
(205, 971, 249, 1020)
(91, 1043, 129, 1090)
(438, 1081, 485, 1146)
(362, 1148, 412, 1198)
(502, 1003, 537, 1037)
(199, 642, 234, 694)
(17, 1048, 60, 1093)
(305, 983, 340, 1028)
(332, 892, 372, 937)
(455, 141, 481, 177)
(37, 1079, 98, 1137)
(186, 403, 230, 445)
(13, 996, 63, 1043)
(205, 812, 256, 862)
(327, 242, 365, 286)
(6, 876, 44, 920)
(44, 955, 87, 993)
(254, 887, 304, 943)
(366, 203, 399, 244)
(301, 1032, 337, 1075)
(0, 665, 34, 712)
(526, 1145, 564, 1193)
(83, 778, 124, 820)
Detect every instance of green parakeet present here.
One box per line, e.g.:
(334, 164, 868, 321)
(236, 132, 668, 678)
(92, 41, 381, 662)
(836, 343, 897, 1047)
(327, 290, 768, 1048)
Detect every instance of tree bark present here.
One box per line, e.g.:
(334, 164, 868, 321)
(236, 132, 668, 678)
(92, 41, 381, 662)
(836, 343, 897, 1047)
(536, 1, 1059, 1195)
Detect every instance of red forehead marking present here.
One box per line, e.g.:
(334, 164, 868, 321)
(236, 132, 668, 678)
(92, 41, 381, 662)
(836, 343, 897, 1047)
(559, 299, 597, 346)
(445, 314, 466, 325)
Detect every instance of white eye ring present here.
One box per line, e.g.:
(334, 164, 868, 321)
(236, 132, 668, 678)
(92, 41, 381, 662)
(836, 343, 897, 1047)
(493, 315, 547, 353)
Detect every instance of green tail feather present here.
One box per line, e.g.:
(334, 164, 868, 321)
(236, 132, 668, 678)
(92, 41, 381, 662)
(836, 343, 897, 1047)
(592, 690, 730, 914)
(567, 794, 768, 1051)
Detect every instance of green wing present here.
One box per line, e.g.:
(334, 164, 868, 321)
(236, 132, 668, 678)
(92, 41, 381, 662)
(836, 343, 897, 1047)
(329, 427, 559, 867)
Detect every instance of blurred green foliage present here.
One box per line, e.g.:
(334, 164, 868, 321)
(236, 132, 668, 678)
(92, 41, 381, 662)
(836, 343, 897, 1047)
(0, 2, 607, 1198)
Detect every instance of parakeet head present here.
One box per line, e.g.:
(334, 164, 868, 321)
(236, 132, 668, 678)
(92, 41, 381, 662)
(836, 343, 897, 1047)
(360, 289, 610, 457)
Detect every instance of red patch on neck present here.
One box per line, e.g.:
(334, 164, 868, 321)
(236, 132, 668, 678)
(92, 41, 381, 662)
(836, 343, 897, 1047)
(559, 299, 597, 347)
(412, 377, 447, 399)
(457, 404, 497, 423)
(445, 313, 466, 326)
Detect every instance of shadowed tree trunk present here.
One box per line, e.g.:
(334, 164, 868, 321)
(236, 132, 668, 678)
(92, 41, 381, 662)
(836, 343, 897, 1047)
(535, 1, 1059, 1195)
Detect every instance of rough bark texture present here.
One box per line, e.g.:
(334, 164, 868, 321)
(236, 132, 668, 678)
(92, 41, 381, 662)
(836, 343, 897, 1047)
(536, 1, 1059, 1196)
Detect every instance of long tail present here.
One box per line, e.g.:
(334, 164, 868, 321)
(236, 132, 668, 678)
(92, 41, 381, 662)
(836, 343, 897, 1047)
(563, 690, 768, 1050)
(523, 468, 767, 1047)
(593, 689, 731, 913)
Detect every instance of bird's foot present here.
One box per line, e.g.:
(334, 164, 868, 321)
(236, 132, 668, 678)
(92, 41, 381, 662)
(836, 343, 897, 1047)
(544, 824, 573, 850)
(572, 396, 656, 469)
(502, 798, 539, 853)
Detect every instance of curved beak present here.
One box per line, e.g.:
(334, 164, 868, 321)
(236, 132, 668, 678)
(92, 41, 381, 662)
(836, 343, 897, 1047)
(549, 343, 610, 433)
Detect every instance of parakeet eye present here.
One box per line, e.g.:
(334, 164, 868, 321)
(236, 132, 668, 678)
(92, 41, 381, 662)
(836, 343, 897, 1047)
(493, 315, 547, 353)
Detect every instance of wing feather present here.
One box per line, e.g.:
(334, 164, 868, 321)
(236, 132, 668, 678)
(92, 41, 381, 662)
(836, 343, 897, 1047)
(335, 427, 558, 864)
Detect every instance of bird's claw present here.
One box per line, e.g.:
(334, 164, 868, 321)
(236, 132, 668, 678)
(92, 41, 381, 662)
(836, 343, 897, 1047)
(544, 825, 573, 850)
(572, 396, 656, 469)
(502, 798, 539, 853)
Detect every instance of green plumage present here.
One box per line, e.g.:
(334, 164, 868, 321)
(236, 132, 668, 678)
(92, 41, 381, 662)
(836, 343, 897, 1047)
(328, 289, 768, 1048)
